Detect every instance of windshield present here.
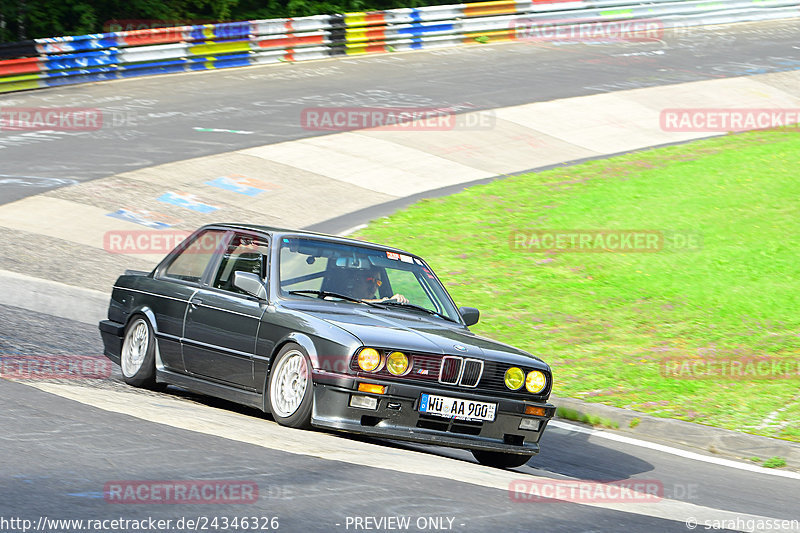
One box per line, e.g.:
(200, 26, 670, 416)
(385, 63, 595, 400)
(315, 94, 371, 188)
(278, 237, 461, 322)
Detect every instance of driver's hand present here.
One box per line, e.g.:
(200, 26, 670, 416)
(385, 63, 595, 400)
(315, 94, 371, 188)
(391, 293, 409, 304)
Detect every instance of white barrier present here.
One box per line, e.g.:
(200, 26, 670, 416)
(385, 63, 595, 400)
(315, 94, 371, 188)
(1, 0, 799, 94)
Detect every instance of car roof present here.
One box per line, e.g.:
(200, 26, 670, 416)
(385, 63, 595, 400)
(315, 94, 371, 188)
(204, 223, 419, 257)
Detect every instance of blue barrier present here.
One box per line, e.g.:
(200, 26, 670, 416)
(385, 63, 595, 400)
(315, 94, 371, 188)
(1, 0, 798, 94)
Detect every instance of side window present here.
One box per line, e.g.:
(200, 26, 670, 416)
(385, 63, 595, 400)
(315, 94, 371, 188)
(163, 229, 227, 283)
(212, 233, 270, 295)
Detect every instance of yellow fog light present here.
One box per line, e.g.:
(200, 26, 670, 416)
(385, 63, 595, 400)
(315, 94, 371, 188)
(504, 367, 524, 390)
(525, 370, 547, 394)
(357, 348, 382, 372)
(386, 351, 409, 376)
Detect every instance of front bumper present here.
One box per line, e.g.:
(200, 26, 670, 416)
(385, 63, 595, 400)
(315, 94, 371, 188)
(310, 372, 555, 455)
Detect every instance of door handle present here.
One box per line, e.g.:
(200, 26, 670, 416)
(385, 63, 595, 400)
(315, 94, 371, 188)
(190, 298, 203, 308)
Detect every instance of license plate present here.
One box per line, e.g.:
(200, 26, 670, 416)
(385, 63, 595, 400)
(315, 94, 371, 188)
(419, 393, 497, 422)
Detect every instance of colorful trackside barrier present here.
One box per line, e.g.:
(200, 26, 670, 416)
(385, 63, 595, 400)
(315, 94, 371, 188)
(1, 0, 799, 94)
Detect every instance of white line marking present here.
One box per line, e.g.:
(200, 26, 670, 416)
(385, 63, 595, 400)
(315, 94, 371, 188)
(337, 224, 367, 236)
(550, 420, 800, 480)
(17, 382, 798, 533)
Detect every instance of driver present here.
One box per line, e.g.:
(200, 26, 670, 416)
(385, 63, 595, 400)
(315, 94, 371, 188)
(352, 269, 409, 304)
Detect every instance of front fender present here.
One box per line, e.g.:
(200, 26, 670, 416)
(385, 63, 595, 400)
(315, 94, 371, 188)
(127, 305, 159, 334)
(282, 332, 318, 364)
(268, 331, 356, 371)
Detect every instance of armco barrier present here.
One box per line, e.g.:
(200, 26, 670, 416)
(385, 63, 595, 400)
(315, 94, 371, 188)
(0, 40, 39, 60)
(1, 0, 799, 94)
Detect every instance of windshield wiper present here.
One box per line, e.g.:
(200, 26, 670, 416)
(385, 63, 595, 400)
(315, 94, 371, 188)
(287, 290, 381, 307)
(372, 300, 457, 323)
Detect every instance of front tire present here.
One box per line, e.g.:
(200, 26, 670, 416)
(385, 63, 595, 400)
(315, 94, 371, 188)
(120, 316, 158, 389)
(471, 450, 533, 469)
(267, 343, 313, 429)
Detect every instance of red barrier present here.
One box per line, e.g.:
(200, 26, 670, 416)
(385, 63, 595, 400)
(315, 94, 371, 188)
(257, 34, 326, 49)
(364, 13, 387, 25)
(364, 28, 388, 41)
(0, 57, 41, 77)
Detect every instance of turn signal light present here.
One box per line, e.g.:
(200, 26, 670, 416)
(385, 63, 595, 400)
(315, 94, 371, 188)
(358, 383, 386, 395)
(525, 405, 547, 417)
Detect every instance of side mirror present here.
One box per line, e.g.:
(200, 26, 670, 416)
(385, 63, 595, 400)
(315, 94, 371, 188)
(459, 306, 480, 327)
(233, 271, 267, 300)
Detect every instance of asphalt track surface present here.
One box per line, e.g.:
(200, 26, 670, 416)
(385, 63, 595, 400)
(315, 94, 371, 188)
(2, 19, 800, 533)
(1, 20, 800, 205)
(2, 302, 800, 533)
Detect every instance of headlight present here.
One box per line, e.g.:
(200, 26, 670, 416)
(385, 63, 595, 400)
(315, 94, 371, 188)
(386, 351, 409, 375)
(504, 367, 524, 390)
(357, 348, 382, 372)
(525, 370, 547, 394)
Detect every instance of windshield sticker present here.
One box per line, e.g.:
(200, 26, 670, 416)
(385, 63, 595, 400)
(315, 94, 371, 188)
(399, 254, 413, 263)
(386, 252, 400, 260)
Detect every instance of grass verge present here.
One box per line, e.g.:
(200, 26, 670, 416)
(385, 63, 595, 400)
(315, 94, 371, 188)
(355, 128, 800, 441)
(556, 407, 620, 429)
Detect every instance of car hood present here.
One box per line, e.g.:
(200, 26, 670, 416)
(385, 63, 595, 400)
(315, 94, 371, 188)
(284, 302, 548, 368)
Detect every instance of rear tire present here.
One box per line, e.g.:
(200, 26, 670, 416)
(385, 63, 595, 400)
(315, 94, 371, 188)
(267, 343, 313, 429)
(471, 450, 533, 469)
(120, 316, 159, 389)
